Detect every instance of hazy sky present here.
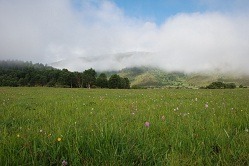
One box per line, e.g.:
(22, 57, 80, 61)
(0, 0, 249, 73)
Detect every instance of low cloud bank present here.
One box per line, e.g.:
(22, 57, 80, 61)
(0, 0, 249, 73)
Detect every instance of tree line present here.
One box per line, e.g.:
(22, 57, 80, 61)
(204, 81, 236, 89)
(0, 60, 130, 89)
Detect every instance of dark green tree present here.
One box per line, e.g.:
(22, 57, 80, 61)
(225, 83, 236, 89)
(120, 77, 126, 89)
(96, 73, 108, 88)
(206, 81, 225, 89)
(108, 74, 121, 89)
(124, 77, 130, 89)
(0, 60, 131, 89)
(74, 72, 83, 88)
(57, 69, 70, 87)
(82, 68, 97, 88)
(206, 81, 236, 89)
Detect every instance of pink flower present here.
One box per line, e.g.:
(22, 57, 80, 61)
(144, 121, 150, 127)
(62, 160, 68, 166)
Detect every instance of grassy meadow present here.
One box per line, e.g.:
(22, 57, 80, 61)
(0, 87, 248, 165)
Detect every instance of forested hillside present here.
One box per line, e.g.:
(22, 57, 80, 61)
(1, 60, 248, 88)
(117, 67, 249, 88)
(0, 60, 130, 89)
(118, 67, 187, 87)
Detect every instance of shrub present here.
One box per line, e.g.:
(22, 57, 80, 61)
(206, 81, 236, 89)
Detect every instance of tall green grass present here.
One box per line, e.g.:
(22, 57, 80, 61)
(0, 87, 248, 165)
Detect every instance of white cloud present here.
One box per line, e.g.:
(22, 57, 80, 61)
(0, 0, 249, 73)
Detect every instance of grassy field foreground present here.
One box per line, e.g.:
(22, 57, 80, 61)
(0, 87, 248, 165)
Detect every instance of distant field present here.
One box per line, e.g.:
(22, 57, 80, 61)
(0, 87, 248, 165)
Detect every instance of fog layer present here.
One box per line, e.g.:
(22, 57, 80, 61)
(0, 0, 249, 73)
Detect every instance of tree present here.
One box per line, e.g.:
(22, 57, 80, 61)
(206, 81, 225, 89)
(82, 68, 97, 88)
(206, 81, 236, 89)
(74, 72, 83, 88)
(57, 69, 70, 87)
(124, 77, 130, 89)
(120, 77, 126, 89)
(108, 74, 130, 89)
(68, 72, 77, 88)
(0, 60, 132, 89)
(225, 83, 236, 89)
(96, 73, 108, 88)
(18, 78, 26, 86)
(108, 74, 121, 89)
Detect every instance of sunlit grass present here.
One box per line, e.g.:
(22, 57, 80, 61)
(0, 87, 248, 165)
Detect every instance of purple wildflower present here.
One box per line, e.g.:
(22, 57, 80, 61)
(144, 121, 150, 127)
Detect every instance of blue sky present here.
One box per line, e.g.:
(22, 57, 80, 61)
(111, 0, 248, 24)
(112, 0, 204, 24)
(71, 0, 249, 25)
(0, 0, 249, 72)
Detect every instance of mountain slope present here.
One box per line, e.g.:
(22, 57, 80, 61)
(116, 67, 187, 87)
(113, 67, 249, 88)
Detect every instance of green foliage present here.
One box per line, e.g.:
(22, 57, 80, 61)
(82, 68, 97, 88)
(96, 73, 108, 88)
(225, 83, 236, 89)
(206, 81, 236, 89)
(0, 60, 130, 89)
(0, 60, 76, 87)
(239, 84, 247, 88)
(108, 74, 130, 89)
(2, 60, 249, 89)
(0, 87, 248, 165)
(123, 77, 130, 89)
(118, 67, 187, 87)
(206, 81, 226, 89)
(131, 85, 146, 89)
(108, 74, 121, 89)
